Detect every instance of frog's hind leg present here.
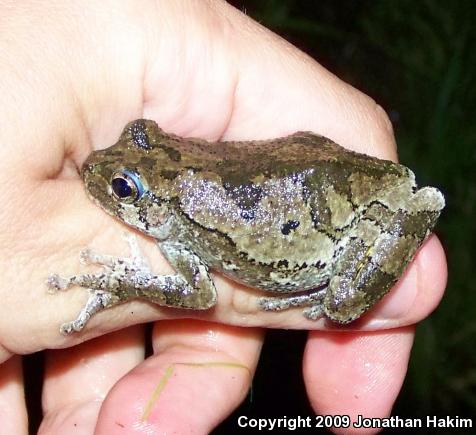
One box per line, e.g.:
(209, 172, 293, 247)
(322, 185, 444, 324)
(258, 288, 327, 316)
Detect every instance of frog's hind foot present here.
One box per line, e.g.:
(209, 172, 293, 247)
(302, 305, 325, 320)
(258, 288, 326, 320)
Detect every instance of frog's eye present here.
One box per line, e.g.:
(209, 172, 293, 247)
(110, 170, 145, 203)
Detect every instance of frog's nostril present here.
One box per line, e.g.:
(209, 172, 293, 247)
(80, 162, 97, 181)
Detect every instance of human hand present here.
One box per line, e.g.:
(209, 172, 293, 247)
(0, 1, 447, 433)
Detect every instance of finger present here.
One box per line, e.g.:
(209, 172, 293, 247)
(0, 356, 28, 434)
(40, 326, 144, 434)
(94, 320, 262, 434)
(303, 327, 415, 434)
(146, 0, 396, 158)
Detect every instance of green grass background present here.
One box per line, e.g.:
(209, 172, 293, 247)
(218, 0, 475, 431)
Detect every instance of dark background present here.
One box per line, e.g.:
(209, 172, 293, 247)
(215, 0, 476, 433)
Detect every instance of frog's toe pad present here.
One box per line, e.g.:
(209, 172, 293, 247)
(46, 274, 70, 292)
(258, 297, 289, 311)
(303, 305, 324, 320)
(79, 249, 95, 265)
(60, 320, 84, 335)
(59, 290, 114, 335)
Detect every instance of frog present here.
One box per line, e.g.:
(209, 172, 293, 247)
(47, 119, 445, 334)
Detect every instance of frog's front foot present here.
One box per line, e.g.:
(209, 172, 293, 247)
(258, 288, 327, 320)
(46, 274, 71, 292)
(47, 234, 153, 334)
(59, 290, 114, 334)
(48, 234, 218, 334)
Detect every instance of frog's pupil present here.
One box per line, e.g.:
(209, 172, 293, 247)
(112, 177, 133, 198)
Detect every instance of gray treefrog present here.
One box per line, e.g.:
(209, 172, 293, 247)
(48, 119, 444, 334)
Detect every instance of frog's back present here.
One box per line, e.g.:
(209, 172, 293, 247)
(169, 131, 411, 293)
(174, 131, 407, 185)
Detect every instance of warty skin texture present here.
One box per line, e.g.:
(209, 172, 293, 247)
(49, 119, 444, 333)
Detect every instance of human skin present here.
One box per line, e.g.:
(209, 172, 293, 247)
(0, 1, 447, 434)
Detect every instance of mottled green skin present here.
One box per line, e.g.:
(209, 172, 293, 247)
(76, 119, 444, 324)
